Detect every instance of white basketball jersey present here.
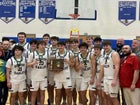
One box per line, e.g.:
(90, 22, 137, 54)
(54, 50, 71, 82)
(6, 56, 26, 83)
(88, 45, 94, 54)
(95, 55, 103, 78)
(31, 51, 48, 81)
(48, 46, 58, 59)
(71, 50, 82, 78)
(78, 52, 92, 78)
(103, 50, 115, 79)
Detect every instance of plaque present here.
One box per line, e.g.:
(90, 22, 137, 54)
(49, 59, 64, 71)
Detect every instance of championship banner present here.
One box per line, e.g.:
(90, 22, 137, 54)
(19, 0, 36, 24)
(118, 1, 136, 26)
(38, 0, 56, 24)
(0, 0, 16, 23)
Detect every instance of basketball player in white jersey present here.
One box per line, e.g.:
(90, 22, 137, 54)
(47, 36, 59, 105)
(75, 42, 96, 105)
(97, 41, 120, 105)
(60, 38, 72, 105)
(26, 39, 38, 105)
(16, 32, 30, 57)
(27, 40, 48, 105)
(70, 39, 82, 105)
(94, 44, 105, 105)
(54, 41, 74, 105)
(6, 45, 27, 105)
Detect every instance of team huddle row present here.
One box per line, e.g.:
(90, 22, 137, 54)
(1, 32, 140, 105)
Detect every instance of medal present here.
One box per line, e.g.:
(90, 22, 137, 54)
(14, 56, 23, 71)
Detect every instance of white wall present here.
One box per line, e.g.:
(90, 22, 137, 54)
(0, 0, 140, 40)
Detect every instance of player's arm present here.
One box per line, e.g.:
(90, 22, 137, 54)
(74, 57, 80, 72)
(69, 54, 75, 67)
(90, 54, 96, 84)
(96, 61, 104, 87)
(27, 52, 38, 67)
(112, 52, 120, 81)
(112, 52, 120, 86)
(6, 59, 12, 88)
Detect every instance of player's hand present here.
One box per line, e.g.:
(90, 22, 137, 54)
(79, 63, 85, 70)
(64, 59, 69, 64)
(90, 78, 94, 85)
(111, 79, 117, 87)
(7, 81, 12, 88)
(32, 59, 38, 65)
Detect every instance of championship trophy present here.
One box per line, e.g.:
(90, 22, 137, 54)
(48, 58, 64, 71)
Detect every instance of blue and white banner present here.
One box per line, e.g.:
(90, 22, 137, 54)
(118, 1, 136, 26)
(19, 0, 36, 24)
(38, 0, 56, 24)
(0, 0, 16, 23)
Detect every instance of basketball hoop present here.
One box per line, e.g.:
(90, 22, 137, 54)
(69, 14, 80, 19)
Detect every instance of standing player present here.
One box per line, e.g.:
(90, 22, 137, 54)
(26, 39, 38, 105)
(27, 40, 48, 105)
(54, 41, 74, 105)
(75, 42, 96, 105)
(97, 40, 120, 105)
(60, 39, 72, 105)
(94, 44, 105, 105)
(70, 39, 82, 105)
(47, 36, 59, 105)
(16, 32, 30, 57)
(6, 45, 27, 105)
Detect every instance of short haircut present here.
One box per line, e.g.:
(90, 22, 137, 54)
(10, 39, 16, 44)
(42, 33, 50, 38)
(2, 37, 9, 41)
(79, 42, 88, 49)
(65, 38, 71, 43)
(29, 39, 38, 45)
(12, 45, 24, 53)
(57, 41, 66, 46)
(50, 36, 59, 41)
(102, 40, 111, 46)
(37, 40, 46, 47)
(86, 35, 93, 40)
(94, 44, 102, 50)
(94, 37, 102, 42)
(70, 38, 79, 43)
(17, 32, 26, 37)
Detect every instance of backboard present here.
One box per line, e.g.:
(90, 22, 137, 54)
(55, 0, 96, 20)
